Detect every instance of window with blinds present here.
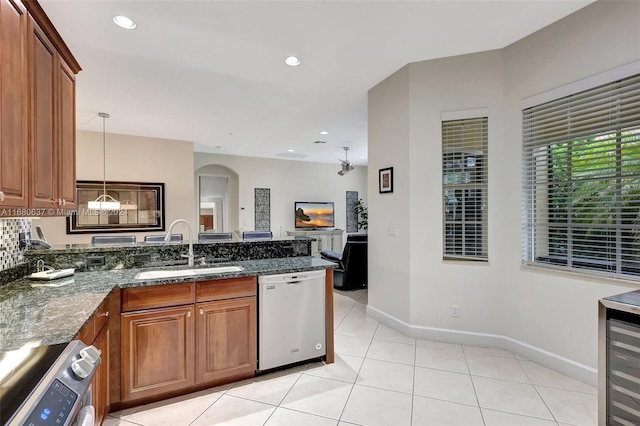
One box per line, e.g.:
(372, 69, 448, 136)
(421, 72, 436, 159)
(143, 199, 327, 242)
(442, 117, 488, 260)
(522, 73, 640, 279)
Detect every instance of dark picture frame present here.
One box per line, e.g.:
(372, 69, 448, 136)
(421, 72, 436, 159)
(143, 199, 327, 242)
(379, 167, 394, 193)
(66, 181, 165, 234)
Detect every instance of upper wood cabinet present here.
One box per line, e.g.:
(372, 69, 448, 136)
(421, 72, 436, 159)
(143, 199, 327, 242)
(0, 0, 28, 209)
(0, 0, 79, 215)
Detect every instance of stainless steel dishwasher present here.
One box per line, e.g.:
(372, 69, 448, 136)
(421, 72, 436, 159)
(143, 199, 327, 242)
(258, 270, 326, 371)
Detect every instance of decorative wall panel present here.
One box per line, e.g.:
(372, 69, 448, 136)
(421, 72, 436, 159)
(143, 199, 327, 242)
(254, 188, 271, 232)
(346, 191, 358, 233)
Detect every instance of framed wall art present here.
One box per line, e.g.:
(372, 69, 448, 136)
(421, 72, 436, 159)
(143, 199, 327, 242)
(379, 167, 394, 194)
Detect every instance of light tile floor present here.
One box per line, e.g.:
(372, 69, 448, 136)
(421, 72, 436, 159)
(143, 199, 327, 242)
(105, 289, 597, 426)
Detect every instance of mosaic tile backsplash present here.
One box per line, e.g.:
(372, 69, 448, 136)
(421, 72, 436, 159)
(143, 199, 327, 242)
(0, 218, 31, 272)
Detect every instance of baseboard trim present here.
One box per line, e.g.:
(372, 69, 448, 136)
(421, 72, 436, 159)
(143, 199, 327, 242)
(366, 305, 597, 387)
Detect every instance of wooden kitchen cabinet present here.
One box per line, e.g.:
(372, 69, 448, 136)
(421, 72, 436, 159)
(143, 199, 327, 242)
(196, 297, 256, 384)
(0, 0, 79, 215)
(75, 293, 112, 426)
(28, 16, 77, 210)
(93, 319, 110, 425)
(121, 305, 196, 401)
(118, 278, 257, 406)
(0, 0, 28, 209)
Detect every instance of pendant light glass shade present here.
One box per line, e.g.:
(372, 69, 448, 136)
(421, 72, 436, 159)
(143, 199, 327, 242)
(89, 112, 120, 210)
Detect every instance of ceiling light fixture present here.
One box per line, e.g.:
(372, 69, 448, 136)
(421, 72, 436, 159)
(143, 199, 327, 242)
(113, 15, 136, 30)
(337, 147, 354, 176)
(320, 131, 328, 135)
(288, 149, 295, 152)
(88, 113, 121, 210)
(284, 56, 301, 67)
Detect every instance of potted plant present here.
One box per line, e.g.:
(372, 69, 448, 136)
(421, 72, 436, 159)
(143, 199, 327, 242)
(353, 199, 368, 231)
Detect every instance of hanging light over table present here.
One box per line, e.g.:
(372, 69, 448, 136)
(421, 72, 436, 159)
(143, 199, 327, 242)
(88, 112, 121, 210)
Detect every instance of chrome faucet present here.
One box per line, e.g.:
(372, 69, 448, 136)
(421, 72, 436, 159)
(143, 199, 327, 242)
(165, 219, 195, 267)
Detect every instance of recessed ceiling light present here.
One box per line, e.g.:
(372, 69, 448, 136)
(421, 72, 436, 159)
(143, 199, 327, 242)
(360, 156, 366, 159)
(284, 56, 301, 67)
(113, 15, 136, 30)
(288, 149, 295, 152)
(320, 131, 328, 135)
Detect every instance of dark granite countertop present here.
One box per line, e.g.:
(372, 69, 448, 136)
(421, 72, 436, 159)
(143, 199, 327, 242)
(0, 257, 335, 352)
(26, 236, 311, 254)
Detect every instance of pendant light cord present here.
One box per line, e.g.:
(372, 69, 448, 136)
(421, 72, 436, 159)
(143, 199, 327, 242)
(102, 114, 106, 198)
(98, 112, 110, 201)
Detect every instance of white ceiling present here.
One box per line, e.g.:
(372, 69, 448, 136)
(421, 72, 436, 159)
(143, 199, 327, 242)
(41, 0, 593, 166)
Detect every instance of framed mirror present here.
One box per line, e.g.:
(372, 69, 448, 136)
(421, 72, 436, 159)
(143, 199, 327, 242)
(66, 181, 165, 234)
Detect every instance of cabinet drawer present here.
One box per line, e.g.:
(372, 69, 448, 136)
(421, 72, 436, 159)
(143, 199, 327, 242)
(122, 282, 195, 312)
(196, 277, 256, 302)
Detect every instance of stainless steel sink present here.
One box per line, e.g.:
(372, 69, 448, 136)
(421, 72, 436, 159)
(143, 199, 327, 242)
(135, 266, 243, 280)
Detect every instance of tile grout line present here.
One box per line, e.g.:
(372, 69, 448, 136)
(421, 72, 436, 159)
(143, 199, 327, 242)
(461, 344, 487, 426)
(336, 291, 378, 425)
(410, 339, 417, 426)
(515, 356, 560, 424)
(261, 369, 306, 425)
(186, 391, 229, 426)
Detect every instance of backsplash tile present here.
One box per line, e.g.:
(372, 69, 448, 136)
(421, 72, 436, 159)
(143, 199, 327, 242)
(0, 218, 31, 272)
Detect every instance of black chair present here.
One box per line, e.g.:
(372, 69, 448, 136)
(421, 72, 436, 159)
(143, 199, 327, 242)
(242, 231, 272, 240)
(144, 234, 183, 243)
(321, 233, 367, 290)
(198, 232, 233, 241)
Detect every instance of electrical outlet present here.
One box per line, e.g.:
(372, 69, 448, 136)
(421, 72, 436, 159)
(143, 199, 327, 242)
(87, 256, 106, 266)
(451, 305, 460, 318)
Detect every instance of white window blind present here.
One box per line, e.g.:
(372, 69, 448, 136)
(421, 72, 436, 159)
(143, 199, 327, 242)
(442, 117, 488, 260)
(522, 73, 640, 279)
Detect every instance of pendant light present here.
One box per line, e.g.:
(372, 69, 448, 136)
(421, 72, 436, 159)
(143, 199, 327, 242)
(88, 112, 120, 210)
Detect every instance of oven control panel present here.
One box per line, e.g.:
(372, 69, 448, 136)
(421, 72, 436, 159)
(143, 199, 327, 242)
(23, 379, 78, 425)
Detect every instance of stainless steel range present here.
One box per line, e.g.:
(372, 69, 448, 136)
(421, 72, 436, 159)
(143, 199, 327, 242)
(0, 340, 100, 426)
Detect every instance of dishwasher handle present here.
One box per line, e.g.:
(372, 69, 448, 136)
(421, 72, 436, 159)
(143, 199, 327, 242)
(286, 280, 301, 285)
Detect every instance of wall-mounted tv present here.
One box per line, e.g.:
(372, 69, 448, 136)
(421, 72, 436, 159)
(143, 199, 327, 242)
(295, 201, 335, 229)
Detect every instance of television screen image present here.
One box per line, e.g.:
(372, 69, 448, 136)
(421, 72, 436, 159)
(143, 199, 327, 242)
(295, 202, 335, 229)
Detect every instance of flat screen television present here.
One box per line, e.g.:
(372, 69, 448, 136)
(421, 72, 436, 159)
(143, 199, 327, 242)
(295, 201, 335, 229)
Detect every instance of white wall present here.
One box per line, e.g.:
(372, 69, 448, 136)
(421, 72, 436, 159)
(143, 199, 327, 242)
(368, 65, 412, 324)
(35, 131, 195, 245)
(367, 0, 639, 385)
(499, 0, 639, 381)
(194, 153, 368, 238)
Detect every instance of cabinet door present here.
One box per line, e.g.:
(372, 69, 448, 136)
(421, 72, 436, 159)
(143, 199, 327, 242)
(0, 0, 28, 209)
(121, 306, 195, 402)
(93, 321, 109, 426)
(196, 297, 256, 384)
(28, 18, 56, 209)
(331, 233, 343, 252)
(56, 58, 75, 209)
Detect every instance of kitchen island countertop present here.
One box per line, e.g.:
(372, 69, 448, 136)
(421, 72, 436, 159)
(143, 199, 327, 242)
(0, 256, 335, 352)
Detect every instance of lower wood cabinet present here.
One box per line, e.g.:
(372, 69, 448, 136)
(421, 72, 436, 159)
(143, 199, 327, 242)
(92, 320, 110, 425)
(119, 278, 257, 405)
(121, 306, 195, 401)
(196, 297, 256, 383)
(76, 293, 111, 426)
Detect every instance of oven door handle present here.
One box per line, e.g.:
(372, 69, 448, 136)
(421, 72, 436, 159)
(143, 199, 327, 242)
(76, 405, 95, 426)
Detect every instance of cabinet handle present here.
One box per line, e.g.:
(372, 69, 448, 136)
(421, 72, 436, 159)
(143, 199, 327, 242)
(104, 311, 109, 317)
(199, 308, 204, 315)
(187, 311, 191, 318)
(61, 199, 67, 206)
(0, 191, 4, 202)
